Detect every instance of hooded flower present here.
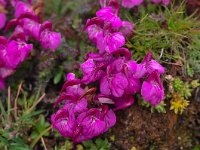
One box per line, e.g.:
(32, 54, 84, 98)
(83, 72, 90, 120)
(111, 57, 141, 94)
(85, 5, 130, 54)
(74, 106, 116, 143)
(97, 31, 125, 53)
(81, 59, 105, 84)
(0, 40, 32, 69)
(113, 94, 134, 110)
(40, 29, 61, 51)
(100, 68, 128, 97)
(134, 52, 165, 78)
(96, 6, 122, 28)
(20, 18, 41, 40)
(119, 21, 134, 36)
(0, 67, 15, 79)
(141, 71, 164, 106)
(55, 73, 87, 114)
(14, 1, 34, 18)
(51, 108, 76, 137)
(86, 24, 103, 44)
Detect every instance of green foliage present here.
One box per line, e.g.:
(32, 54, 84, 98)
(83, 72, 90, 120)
(192, 145, 200, 150)
(141, 100, 166, 113)
(31, 115, 50, 139)
(44, 0, 95, 18)
(188, 34, 200, 74)
(127, 1, 199, 73)
(0, 85, 49, 149)
(53, 66, 65, 84)
(0, 136, 31, 150)
(191, 80, 200, 89)
(172, 78, 184, 92)
(82, 138, 111, 150)
(59, 140, 73, 150)
(170, 78, 199, 114)
(172, 78, 192, 99)
(151, 101, 166, 113)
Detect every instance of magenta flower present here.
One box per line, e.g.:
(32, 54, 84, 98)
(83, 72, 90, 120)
(0, 0, 6, 6)
(74, 106, 116, 143)
(66, 73, 76, 81)
(113, 95, 135, 111)
(0, 40, 32, 69)
(100, 69, 128, 97)
(0, 13, 6, 30)
(0, 67, 15, 79)
(85, 52, 114, 66)
(14, 1, 34, 18)
(97, 31, 125, 53)
(85, 7, 132, 54)
(63, 97, 88, 114)
(119, 21, 134, 36)
(96, 7, 122, 28)
(111, 58, 141, 94)
(85, 18, 125, 53)
(86, 24, 103, 44)
(52, 105, 116, 143)
(81, 59, 105, 84)
(20, 18, 41, 40)
(122, 0, 143, 8)
(134, 52, 165, 78)
(40, 29, 61, 51)
(0, 36, 7, 46)
(55, 73, 87, 114)
(51, 108, 76, 137)
(141, 71, 164, 106)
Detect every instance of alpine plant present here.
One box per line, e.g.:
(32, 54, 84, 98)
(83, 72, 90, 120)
(0, 0, 61, 90)
(100, 0, 170, 8)
(51, 0, 166, 144)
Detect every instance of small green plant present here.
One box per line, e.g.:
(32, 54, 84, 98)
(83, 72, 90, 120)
(170, 93, 189, 114)
(170, 78, 199, 114)
(141, 100, 166, 113)
(191, 80, 200, 89)
(82, 138, 111, 150)
(172, 78, 192, 99)
(55, 140, 73, 150)
(188, 35, 200, 75)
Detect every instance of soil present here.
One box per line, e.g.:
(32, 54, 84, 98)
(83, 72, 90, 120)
(110, 89, 200, 150)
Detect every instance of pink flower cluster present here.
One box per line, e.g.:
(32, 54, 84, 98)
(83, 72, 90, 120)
(100, 0, 170, 8)
(51, 0, 165, 143)
(0, 0, 61, 89)
(51, 73, 116, 143)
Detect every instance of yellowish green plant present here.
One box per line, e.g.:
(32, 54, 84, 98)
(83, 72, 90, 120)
(170, 93, 189, 114)
(141, 100, 166, 113)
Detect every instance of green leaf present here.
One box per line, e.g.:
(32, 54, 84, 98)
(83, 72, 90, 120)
(54, 70, 63, 84)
